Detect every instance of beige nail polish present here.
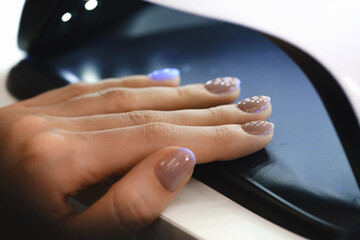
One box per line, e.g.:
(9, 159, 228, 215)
(204, 77, 241, 94)
(237, 96, 271, 113)
(241, 121, 274, 136)
(155, 148, 196, 192)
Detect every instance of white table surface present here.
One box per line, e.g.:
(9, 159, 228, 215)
(0, 1, 303, 239)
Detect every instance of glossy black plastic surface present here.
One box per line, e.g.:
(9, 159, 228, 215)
(8, 4, 360, 239)
(18, 0, 143, 56)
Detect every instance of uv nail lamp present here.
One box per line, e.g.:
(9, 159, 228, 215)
(7, 0, 360, 238)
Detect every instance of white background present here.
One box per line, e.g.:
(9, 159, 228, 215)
(0, 0, 25, 107)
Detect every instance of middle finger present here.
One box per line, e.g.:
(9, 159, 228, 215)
(43, 77, 241, 117)
(44, 96, 272, 132)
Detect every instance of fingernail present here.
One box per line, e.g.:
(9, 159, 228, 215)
(204, 77, 240, 94)
(155, 148, 196, 192)
(148, 68, 180, 81)
(241, 121, 274, 136)
(237, 96, 271, 113)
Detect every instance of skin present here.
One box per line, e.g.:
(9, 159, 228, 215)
(0, 75, 273, 239)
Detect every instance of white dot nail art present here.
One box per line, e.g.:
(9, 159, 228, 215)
(204, 77, 241, 94)
(237, 95, 270, 113)
(241, 120, 274, 136)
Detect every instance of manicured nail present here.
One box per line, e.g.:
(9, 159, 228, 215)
(148, 68, 180, 81)
(237, 96, 271, 113)
(155, 148, 196, 192)
(241, 121, 274, 136)
(204, 77, 240, 94)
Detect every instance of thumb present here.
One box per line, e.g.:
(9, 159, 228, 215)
(66, 146, 196, 239)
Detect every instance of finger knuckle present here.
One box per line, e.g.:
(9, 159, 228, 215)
(209, 126, 232, 143)
(143, 122, 176, 146)
(22, 131, 64, 161)
(2, 115, 46, 140)
(206, 108, 221, 121)
(175, 87, 186, 99)
(99, 88, 134, 111)
(112, 190, 156, 230)
(65, 82, 90, 96)
(128, 111, 157, 125)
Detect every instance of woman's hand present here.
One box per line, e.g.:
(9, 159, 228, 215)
(0, 69, 273, 239)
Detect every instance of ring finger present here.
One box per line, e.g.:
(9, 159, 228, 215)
(45, 96, 271, 132)
(43, 77, 241, 117)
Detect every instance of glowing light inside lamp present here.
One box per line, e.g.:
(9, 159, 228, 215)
(85, 0, 98, 11)
(61, 12, 72, 22)
(60, 70, 80, 83)
(81, 63, 100, 83)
